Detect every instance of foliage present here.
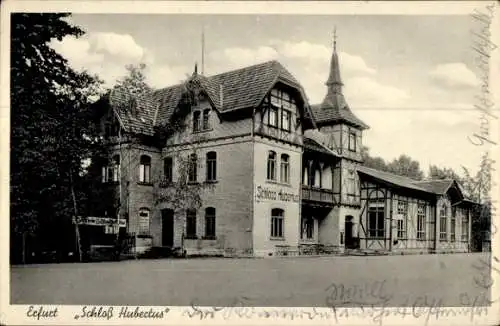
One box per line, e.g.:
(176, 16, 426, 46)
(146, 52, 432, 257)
(361, 147, 424, 180)
(10, 14, 103, 261)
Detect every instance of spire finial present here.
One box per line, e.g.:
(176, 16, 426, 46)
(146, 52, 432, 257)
(333, 26, 337, 51)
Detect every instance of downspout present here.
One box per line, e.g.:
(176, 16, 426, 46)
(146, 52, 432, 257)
(433, 199, 438, 253)
(250, 105, 255, 256)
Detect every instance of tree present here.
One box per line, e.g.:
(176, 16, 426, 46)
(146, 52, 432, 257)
(387, 155, 424, 180)
(428, 165, 462, 181)
(10, 14, 102, 263)
(361, 146, 389, 172)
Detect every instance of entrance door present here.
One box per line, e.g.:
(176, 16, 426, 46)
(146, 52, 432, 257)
(345, 216, 354, 249)
(161, 209, 174, 247)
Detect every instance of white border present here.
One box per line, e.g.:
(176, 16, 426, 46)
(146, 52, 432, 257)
(1, 1, 499, 325)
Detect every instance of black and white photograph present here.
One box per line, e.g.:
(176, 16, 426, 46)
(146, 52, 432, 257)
(2, 1, 499, 325)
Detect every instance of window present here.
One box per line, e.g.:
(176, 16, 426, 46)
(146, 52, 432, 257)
(163, 157, 173, 183)
(368, 200, 385, 238)
(280, 154, 290, 184)
(138, 208, 150, 235)
(348, 131, 357, 152)
(269, 107, 278, 127)
(139, 155, 151, 183)
(267, 151, 277, 181)
(439, 203, 447, 241)
(267, 88, 296, 130)
(206, 152, 217, 182)
(302, 165, 309, 186)
(301, 217, 314, 240)
(462, 210, 469, 241)
(312, 165, 321, 188)
(347, 170, 356, 194)
(193, 111, 201, 132)
(281, 110, 291, 131)
(186, 209, 197, 239)
(397, 200, 407, 238)
(340, 231, 345, 245)
(417, 203, 426, 240)
(202, 109, 211, 130)
(271, 208, 284, 238)
(205, 207, 216, 238)
(450, 213, 456, 242)
(112, 155, 120, 182)
(188, 153, 197, 183)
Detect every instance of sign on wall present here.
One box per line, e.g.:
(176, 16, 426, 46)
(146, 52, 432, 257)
(255, 185, 300, 203)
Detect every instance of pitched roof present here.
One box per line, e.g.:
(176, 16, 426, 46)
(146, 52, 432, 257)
(356, 165, 429, 193)
(413, 180, 454, 195)
(311, 42, 369, 130)
(110, 60, 306, 136)
(311, 103, 369, 129)
(303, 137, 339, 156)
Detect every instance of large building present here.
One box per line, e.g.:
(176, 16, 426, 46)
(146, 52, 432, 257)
(90, 37, 474, 257)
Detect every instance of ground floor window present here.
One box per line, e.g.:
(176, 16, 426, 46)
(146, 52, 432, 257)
(397, 219, 405, 239)
(186, 209, 197, 239)
(301, 217, 314, 240)
(271, 208, 284, 238)
(450, 216, 456, 242)
(205, 207, 216, 238)
(368, 200, 385, 238)
(417, 203, 426, 240)
(461, 213, 468, 241)
(138, 208, 150, 235)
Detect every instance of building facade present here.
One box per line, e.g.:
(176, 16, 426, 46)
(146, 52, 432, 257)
(91, 38, 473, 257)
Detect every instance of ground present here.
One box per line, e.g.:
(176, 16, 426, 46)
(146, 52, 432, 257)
(11, 253, 492, 307)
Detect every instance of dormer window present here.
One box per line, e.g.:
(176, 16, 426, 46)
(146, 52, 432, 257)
(193, 111, 201, 132)
(266, 88, 296, 132)
(348, 130, 356, 152)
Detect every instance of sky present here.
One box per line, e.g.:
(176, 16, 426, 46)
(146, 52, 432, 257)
(50, 13, 493, 177)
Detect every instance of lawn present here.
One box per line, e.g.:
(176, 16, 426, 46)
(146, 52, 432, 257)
(10, 253, 492, 307)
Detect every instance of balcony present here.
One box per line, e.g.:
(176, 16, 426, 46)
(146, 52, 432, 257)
(301, 185, 336, 206)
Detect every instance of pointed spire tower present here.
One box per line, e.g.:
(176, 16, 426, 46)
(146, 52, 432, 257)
(315, 28, 368, 130)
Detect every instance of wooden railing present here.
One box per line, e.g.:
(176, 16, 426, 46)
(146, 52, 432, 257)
(301, 185, 335, 204)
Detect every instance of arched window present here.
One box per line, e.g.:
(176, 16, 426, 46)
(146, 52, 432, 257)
(439, 203, 447, 241)
(138, 207, 150, 235)
(202, 109, 211, 130)
(267, 151, 276, 181)
(186, 209, 197, 239)
(205, 207, 216, 238)
(139, 155, 151, 183)
(206, 151, 217, 182)
(193, 111, 201, 132)
(271, 208, 284, 238)
(280, 154, 290, 184)
(112, 155, 120, 182)
(188, 153, 198, 183)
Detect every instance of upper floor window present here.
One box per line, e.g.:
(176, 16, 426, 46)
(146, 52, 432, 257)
(193, 111, 201, 132)
(268, 106, 278, 127)
(138, 207, 150, 235)
(280, 154, 290, 184)
(206, 151, 217, 182)
(302, 165, 309, 186)
(188, 153, 198, 183)
(205, 207, 216, 238)
(347, 169, 356, 194)
(267, 151, 277, 181)
(281, 109, 291, 131)
(163, 157, 173, 183)
(102, 155, 120, 183)
(111, 155, 120, 182)
(270, 208, 284, 238)
(348, 130, 356, 152)
(139, 155, 151, 184)
(202, 109, 211, 130)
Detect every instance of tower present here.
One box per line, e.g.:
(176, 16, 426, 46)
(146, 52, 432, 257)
(312, 30, 369, 207)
